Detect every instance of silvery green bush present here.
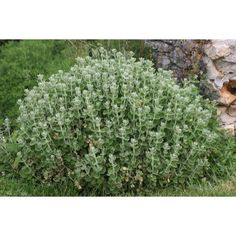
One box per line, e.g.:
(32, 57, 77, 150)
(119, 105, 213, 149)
(16, 48, 236, 195)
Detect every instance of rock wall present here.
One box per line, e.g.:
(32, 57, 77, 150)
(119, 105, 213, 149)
(147, 39, 236, 135)
(146, 40, 206, 79)
(203, 40, 236, 135)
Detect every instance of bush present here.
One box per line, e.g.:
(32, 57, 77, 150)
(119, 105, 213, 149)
(16, 48, 236, 195)
(0, 40, 75, 127)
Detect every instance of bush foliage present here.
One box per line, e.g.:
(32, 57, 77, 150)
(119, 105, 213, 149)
(15, 48, 236, 195)
(0, 40, 75, 127)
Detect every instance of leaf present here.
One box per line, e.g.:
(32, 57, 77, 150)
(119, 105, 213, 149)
(6, 142, 18, 153)
(12, 156, 21, 169)
(19, 166, 32, 179)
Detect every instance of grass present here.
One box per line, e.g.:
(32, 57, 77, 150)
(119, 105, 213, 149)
(1, 176, 236, 196)
(155, 181, 236, 196)
(0, 177, 79, 196)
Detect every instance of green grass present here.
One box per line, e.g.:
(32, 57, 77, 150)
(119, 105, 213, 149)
(0, 177, 79, 196)
(0, 40, 76, 127)
(155, 182, 236, 196)
(1, 176, 236, 196)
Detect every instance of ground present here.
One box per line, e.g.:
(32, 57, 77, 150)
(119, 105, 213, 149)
(1, 176, 236, 196)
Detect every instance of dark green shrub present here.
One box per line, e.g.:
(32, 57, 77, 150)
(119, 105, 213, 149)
(0, 40, 75, 127)
(69, 40, 154, 61)
(16, 48, 236, 195)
